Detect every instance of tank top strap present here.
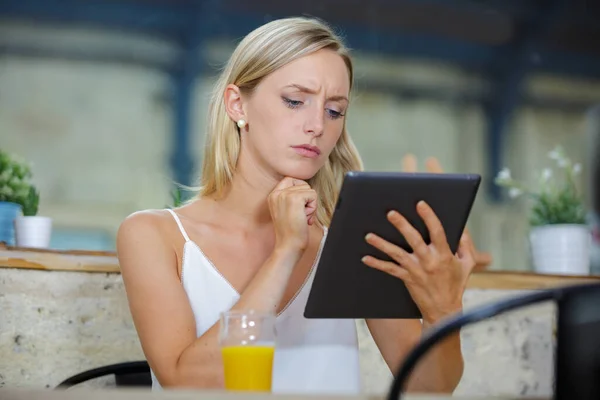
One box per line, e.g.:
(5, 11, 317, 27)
(166, 209, 191, 242)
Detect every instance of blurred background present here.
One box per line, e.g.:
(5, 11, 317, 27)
(1, 0, 599, 272)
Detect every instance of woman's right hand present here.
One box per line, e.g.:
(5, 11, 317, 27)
(268, 177, 318, 253)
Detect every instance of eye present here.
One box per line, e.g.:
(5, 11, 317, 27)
(282, 97, 303, 109)
(327, 109, 345, 119)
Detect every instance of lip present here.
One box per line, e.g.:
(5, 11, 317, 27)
(291, 144, 321, 159)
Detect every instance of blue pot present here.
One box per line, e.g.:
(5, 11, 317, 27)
(0, 201, 22, 246)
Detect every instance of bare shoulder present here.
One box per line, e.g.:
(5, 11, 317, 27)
(118, 207, 185, 244)
(118, 209, 173, 236)
(116, 209, 180, 272)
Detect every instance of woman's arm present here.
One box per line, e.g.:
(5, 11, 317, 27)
(366, 316, 463, 393)
(362, 154, 482, 392)
(117, 211, 302, 388)
(117, 178, 318, 388)
(361, 203, 476, 393)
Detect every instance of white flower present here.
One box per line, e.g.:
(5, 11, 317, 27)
(508, 187, 522, 198)
(548, 148, 562, 161)
(497, 167, 511, 181)
(573, 163, 582, 175)
(548, 145, 573, 169)
(541, 168, 552, 182)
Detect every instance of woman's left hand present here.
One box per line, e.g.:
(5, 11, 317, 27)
(361, 200, 477, 324)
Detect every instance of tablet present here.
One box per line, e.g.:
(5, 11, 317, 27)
(304, 171, 481, 319)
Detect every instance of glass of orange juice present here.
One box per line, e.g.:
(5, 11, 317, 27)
(219, 310, 276, 392)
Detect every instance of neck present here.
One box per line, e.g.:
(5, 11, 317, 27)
(213, 149, 282, 228)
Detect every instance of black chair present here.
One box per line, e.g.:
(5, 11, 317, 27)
(387, 282, 600, 400)
(56, 361, 151, 389)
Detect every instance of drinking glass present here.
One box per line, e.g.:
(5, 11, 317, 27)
(219, 310, 277, 391)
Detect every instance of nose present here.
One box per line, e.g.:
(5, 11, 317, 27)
(304, 105, 325, 137)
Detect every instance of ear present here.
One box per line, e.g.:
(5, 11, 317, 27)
(224, 84, 247, 127)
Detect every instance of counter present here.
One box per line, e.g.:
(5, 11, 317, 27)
(2, 243, 598, 288)
(2, 244, 598, 397)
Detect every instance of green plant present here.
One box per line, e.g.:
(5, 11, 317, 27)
(165, 186, 186, 209)
(494, 145, 586, 226)
(0, 149, 39, 215)
(22, 186, 40, 216)
(171, 187, 183, 208)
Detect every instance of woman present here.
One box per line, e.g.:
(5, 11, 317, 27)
(117, 16, 481, 394)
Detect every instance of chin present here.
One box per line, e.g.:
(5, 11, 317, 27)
(277, 163, 321, 182)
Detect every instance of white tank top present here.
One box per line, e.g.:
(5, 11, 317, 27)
(150, 209, 362, 394)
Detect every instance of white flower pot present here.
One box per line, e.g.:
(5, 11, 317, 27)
(529, 224, 591, 275)
(14, 216, 52, 249)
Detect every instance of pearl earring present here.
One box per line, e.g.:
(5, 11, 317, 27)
(237, 119, 247, 129)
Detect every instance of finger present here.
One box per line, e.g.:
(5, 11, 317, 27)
(364, 233, 419, 274)
(464, 228, 476, 254)
(386, 210, 430, 259)
(293, 188, 316, 202)
(425, 157, 444, 174)
(291, 179, 308, 187)
(474, 252, 492, 269)
(305, 197, 317, 217)
(401, 154, 418, 172)
(361, 255, 410, 281)
(461, 230, 492, 270)
(293, 189, 317, 218)
(462, 225, 471, 238)
(457, 232, 476, 272)
(460, 226, 493, 269)
(416, 201, 450, 253)
(456, 232, 471, 258)
(273, 176, 300, 191)
(459, 227, 478, 260)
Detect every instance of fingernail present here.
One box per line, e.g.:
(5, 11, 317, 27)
(387, 210, 397, 218)
(365, 233, 373, 240)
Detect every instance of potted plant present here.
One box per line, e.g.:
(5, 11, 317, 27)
(0, 150, 29, 245)
(14, 185, 53, 248)
(495, 145, 590, 275)
(0, 150, 52, 248)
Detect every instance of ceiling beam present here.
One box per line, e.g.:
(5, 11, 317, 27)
(0, 0, 193, 36)
(403, 0, 598, 27)
(1, 0, 599, 81)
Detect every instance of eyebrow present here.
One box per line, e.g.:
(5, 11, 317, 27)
(284, 84, 349, 103)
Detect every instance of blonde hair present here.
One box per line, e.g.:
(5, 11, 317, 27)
(198, 16, 364, 227)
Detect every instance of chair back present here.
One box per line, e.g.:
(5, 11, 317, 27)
(555, 284, 600, 399)
(387, 283, 600, 400)
(56, 361, 151, 389)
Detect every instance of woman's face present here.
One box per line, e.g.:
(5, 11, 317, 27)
(227, 48, 351, 181)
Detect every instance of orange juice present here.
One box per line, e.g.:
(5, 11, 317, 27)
(221, 345, 275, 391)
